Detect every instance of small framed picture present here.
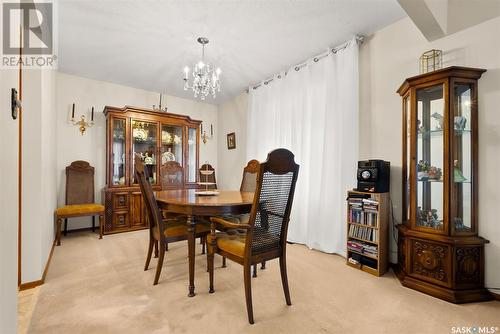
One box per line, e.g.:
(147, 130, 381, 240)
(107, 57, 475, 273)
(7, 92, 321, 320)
(227, 132, 236, 150)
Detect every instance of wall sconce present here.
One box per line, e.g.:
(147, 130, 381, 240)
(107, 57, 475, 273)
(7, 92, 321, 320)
(200, 122, 213, 144)
(71, 103, 95, 135)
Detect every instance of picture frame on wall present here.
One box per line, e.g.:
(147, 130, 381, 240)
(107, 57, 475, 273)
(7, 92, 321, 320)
(227, 132, 236, 150)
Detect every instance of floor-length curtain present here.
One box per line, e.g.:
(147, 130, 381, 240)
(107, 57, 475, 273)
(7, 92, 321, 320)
(246, 38, 359, 255)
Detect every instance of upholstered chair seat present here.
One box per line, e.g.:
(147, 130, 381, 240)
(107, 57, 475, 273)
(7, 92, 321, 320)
(56, 204, 105, 216)
(153, 220, 211, 240)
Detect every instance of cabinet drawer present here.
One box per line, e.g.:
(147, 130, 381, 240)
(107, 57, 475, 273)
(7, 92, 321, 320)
(112, 212, 129, 230)
(409, 239, 451, 287)
(113, 193, 129, 210)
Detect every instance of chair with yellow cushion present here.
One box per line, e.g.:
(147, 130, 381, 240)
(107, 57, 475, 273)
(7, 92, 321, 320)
(55, 161, 104, 246)
(207, 149, 300, 324)
(136, 154, 210, 285)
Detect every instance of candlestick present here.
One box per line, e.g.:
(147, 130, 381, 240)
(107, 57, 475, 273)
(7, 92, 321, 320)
(91, 106, 94, 121)
(201, 123, 203, 134)
(72, 103, 75, 119)
(211, 124, 213, 136)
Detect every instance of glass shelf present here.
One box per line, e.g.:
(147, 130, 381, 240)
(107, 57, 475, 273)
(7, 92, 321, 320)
(418, 129, 471, 138)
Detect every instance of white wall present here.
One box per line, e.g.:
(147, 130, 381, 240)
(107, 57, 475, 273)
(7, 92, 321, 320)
(55, 72, 218, 230)
(217, 92, 248, 190)
(21, 68, 58, 283)
(359, 16, 500, 290)
(0, 69, 19, 334)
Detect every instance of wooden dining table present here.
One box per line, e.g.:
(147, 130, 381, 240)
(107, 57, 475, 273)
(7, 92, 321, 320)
(155, 189, 254, 297)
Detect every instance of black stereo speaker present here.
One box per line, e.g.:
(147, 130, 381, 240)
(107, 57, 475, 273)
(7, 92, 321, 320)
(356, 160, 390, 193)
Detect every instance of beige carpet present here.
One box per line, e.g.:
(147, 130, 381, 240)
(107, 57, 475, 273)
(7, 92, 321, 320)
(28, 230, 499, 334)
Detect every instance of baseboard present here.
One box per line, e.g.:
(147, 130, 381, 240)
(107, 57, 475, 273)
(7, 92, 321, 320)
(19, 239, 56, 291)
(19, 279, 43, 291)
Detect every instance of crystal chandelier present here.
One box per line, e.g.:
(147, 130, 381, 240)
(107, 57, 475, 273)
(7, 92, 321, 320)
(183, 37, 221, 100)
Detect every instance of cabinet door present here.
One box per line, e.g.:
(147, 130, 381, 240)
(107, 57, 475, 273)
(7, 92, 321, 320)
(130, 192, 146, 228)
(110, 117, 127, 186)
(413, 81, 448, 234)
(160, 124, 184, 185)
(131, 120, 159, 185)
(186, 126, 199, 186)
(450, 81, 476, 235)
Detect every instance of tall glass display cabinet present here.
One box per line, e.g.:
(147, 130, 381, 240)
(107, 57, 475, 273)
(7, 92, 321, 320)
(103, 106, 201, 235)
(396, 67, 492, 303)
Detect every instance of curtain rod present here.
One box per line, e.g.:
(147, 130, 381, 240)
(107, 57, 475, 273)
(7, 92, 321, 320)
(245, 35, 365, 93)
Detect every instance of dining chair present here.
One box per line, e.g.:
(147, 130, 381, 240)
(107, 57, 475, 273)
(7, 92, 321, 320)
(160, 161, 200, 251)
(136, 155, 210, 285)
(219, 159, 261, 274)
(199, 163, 217, 189)
(161, 161, 184, 189)
(54, 161, 104, 246)
(207, 149, 300, 324)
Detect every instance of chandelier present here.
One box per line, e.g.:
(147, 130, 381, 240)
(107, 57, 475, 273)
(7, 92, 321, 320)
(183, 37, 221, 100)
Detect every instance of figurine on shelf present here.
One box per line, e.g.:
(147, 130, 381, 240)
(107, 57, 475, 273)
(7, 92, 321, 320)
(431, 112, 444, 130)
(417, 207, 440, 228)
(417, 120, 425, 134)
(454, 116, 467, 132)
(417, 160, 430, 180)
(453, 159, 467, 183)
(454, 217, 465, 231)
(427, 166, 442, 181)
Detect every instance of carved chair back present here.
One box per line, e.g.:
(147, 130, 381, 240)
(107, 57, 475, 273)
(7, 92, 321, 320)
(66, 160, 95, 205)
(161, 161, 184, 189)
(240, 159, 259, 193)
(199, 163, 217, 190)
(245, 149, 299, 257)
(135, 155, 164, 237)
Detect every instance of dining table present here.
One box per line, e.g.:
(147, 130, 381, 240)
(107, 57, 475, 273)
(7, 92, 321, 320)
(155, 189, 254, 297)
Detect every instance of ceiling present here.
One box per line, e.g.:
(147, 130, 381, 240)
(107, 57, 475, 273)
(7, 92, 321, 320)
(58, 0, 406, 104)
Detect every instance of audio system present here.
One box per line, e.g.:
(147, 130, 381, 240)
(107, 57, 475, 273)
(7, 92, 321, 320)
(356, 160, 390, 193)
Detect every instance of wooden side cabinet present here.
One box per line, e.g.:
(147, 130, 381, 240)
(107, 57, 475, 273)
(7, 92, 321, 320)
(395, 67, 492, 303)
(102, 106, 201, 235)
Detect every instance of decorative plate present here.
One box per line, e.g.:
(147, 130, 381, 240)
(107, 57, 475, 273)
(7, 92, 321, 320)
(162, 151, 175, 164)
(133, 128, 147, 141)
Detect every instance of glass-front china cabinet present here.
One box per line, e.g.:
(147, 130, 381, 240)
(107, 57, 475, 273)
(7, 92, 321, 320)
(396, 67, 492, 303)
(103, 106, 201, 234)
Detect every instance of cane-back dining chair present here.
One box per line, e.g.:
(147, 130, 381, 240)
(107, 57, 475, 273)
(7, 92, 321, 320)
(207, 149, 299, 324)
(136, 155, 210, 285)
(55, 161, 104, 246)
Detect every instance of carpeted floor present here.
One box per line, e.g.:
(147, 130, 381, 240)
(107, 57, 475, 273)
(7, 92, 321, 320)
(27, 230, 499, 334)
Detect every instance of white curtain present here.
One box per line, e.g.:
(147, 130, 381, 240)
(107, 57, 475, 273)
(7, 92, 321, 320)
(246, 38, 359, 255)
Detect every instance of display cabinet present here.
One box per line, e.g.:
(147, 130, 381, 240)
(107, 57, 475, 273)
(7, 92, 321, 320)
(396, 67, 492, 303)
(103, 106, 201, 234)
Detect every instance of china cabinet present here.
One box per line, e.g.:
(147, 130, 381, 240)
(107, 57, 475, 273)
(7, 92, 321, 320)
(396, 67, 492, 303)
(102, 106, 201, 234)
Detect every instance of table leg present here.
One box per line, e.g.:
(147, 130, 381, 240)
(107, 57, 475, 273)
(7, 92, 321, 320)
(187, 215, 196, 297)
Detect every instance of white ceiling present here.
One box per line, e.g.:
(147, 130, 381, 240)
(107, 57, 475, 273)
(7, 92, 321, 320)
(58, 0, 406, 104)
